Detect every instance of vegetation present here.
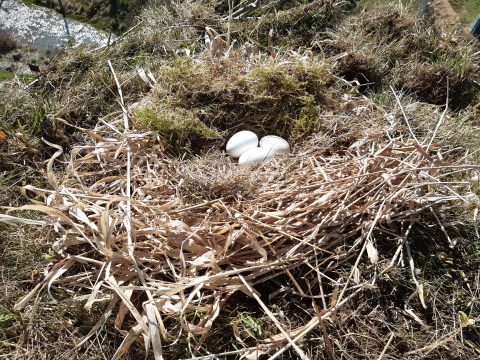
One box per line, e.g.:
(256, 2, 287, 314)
(450, 0, 480, 23)
(1, 0, 480, 359)
(0, 31, 17, 54)
(329, 4, 479, 107)
(23, 0, 147, 33)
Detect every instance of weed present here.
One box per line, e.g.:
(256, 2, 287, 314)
(0, 312, 15, 329)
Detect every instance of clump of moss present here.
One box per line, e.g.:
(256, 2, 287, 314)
(140, 57, 338, 147)
(133, 106, 220, 152)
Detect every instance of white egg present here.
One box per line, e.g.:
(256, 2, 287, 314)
(226, 131, 258, 158)
(259, 135, 290, 156)
(238, 147, 272, 165)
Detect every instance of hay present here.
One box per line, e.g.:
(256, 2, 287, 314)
(5, 104, 478, 358)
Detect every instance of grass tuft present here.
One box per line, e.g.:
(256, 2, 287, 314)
(0, 32, 17, 54)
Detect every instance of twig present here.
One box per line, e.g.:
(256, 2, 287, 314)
(377, 332, 395, 360)
(268, 286, 366, 360)
(405, 240, 427, 309)
(390, 86, 420, 144)
(239, 275, 310, 360)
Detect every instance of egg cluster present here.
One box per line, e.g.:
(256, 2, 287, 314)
(225, 131, 290, 165)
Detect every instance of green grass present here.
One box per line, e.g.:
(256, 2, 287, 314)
(358, 0, 479, 24)
(0, 70, 38, 83)
(450, 0, 480, 24)
(0, 70, 14, 82)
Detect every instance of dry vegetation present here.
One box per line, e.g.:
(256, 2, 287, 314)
(1, 0, 480, 359)
(0, 31, 18, 54)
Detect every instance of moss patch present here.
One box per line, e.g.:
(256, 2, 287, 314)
(139, 57, 338, 149)
(133, 106, 220, 152)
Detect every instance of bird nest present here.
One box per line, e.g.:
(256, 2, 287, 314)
(5, 108, 477, 358)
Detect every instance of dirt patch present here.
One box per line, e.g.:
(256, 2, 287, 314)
(335, 52, 382, 92)
(400, 63, 476, 109)
(433, 0, 462, 29)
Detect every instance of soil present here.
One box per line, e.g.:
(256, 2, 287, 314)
(433, 0, 471, 32)
(336, 52, 382, 93)
(434, 0, 460, 25)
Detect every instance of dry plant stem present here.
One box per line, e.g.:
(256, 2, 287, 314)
(404, 240, 427, 309)
(107, 60, 132, 255)
(377, 332, 395, 360)
(108, 60, 163, 358)
(66, 296, 119, 357)
(404, 329, 462, 356)
(430, 207, 455, 248)
(336, 240, 367, 305)
(427, 103, 448, 153)
(4, 113, 477, 357)
(268, 286, 367, 360)
(181, 346, 263, 360)
(380, 221, 414, 276)
(390, 86, 420, 145)
(238, 274, 310, 360)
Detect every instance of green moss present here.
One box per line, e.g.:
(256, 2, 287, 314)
(133, 107, 220, 151)
(142, 59, 336, 143)
(292, 102, 320, 138)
